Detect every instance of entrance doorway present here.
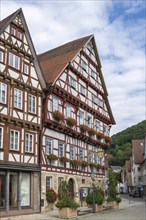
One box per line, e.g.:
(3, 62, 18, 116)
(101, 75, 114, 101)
(68, 178, 74, 198)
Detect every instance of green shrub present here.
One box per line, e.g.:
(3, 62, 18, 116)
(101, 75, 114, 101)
(46, 188, 57, 203)
(55, 197, 80, 209)
(86, 187, 104, 205)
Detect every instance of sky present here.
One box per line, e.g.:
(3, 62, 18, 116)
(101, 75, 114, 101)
(0, 0, 146, 135)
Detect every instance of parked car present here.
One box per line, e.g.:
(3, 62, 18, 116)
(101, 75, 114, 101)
(130, 187, 143, 198)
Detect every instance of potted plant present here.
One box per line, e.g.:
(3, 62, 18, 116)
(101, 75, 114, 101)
(96, 132, 104, 140)
(46, 188, 57, 211)
(88, 128, 96, 136)
(107, 168, 122, 209)
(59, 156, 69, 163)
(56, 180, 80, 219)
(66, 117, 76, 127)
(79, 124, 89, 133)
(70, 159, 81, 166)
(86, 187, 105, 212)
(47, 154, 58, 160)
(104, 135, 112, 143)
(81, 160, 88, 167)
(52, 110, 65, 122)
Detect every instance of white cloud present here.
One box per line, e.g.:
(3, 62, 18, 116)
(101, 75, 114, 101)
(1, 0, 145, 135)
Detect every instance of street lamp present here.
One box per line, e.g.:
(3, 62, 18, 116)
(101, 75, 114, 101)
(90, 171, 96, 213)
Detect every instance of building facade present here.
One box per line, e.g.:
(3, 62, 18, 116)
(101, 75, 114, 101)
(38, 36, 115, 211)
(0, 9, 46, 217)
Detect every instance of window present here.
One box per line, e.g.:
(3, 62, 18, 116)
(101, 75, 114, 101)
(46, 138, 53, 155)
(23, 63, 29, 75)
(66, 105, 72, 118)
(0, 127, 3, 148)
(93, 95, 99, 105)
(91, 69, 96, 79)
(70, 77, 76, 89)
(10, 25, 23, 41)
(10, 130, 19, 151)
(99, 99, 103, 108)
(9, 53, 20, 70)
(79, 111, 84, 125)
(94, 153, 98, 163)
(96, 121, 100, 131)
(0, 172, 6, 208)
(87, 44, 94, 53)
(70, 145, 76, 160)
(82, 60, 87, 72)
(28, 94, 36, 114)
(46, 176, 52, 190)
(14, 88, 22, 109)
(0, 50, 4, 63)
(80, 85, 86, 96)
(21, 173, 30, 206)
(52, 96, 59, 111)
(87, 116, 92, 127)
(58, 177, 64, 187)
(25, 133, 33, 153)
(58, 142, 64, 157)
(0, 82, 7, 104)
(79, 148, 84, 160)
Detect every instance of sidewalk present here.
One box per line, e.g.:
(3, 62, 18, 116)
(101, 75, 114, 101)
(1, 197, 145, 220)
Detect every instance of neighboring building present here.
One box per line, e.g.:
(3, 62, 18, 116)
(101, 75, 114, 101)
(0, 9, 46, 217)
(121, 159, 132, 193)
(140, 134, 146, 196)
(131, 140, 144, 187)
(38, 35, 115, 211)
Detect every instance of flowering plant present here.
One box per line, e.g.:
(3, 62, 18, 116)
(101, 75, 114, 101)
(52, 110, 64, 122)
(104, 136, 112, 143)
(79, 124, 89, 133)
(70, 159, 81, 166)
(47, 154, 58, 160)
(81, 161, 88, 167)
(88, 128, 96, 136)
(66, 117, 77, 127)
(46, 188, 57, 203)
(96, 132, 104, 140)
(59, 156, 69, 163)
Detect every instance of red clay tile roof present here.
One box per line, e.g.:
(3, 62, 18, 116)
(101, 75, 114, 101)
(132, 139, 144, 164)
(0, 9, 21, 34)
(38, 35, 93, 84)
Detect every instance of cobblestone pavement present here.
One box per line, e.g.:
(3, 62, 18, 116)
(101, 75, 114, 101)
(1, 196, 145, 220)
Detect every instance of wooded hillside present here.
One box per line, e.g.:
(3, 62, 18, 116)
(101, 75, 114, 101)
(108, 120, 146, 166)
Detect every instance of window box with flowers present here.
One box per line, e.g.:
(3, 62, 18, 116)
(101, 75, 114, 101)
(96, 132, 104, 140)
(89, 162, 96, 169)
(52, 110, 65, 122)
(104, 136, 112, 144)
(81, 160, 88, 167)
(66, 117, 77, 127)
(79, 124, 89, 133)
(88, 128, 96, 137)
(70, 159, 81, 167)
(47, 154, 58, 161)
(59, 156, 69, 163)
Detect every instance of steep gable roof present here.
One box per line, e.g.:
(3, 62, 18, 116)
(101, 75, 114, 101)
(132, 139, 144, 164)
(0, 8, 46, 90)
(38, 35, 94, 84)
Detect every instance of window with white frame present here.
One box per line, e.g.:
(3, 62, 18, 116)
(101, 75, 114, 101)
(91, 69, 96, 79)
(79, 148, 84, 160)
(46, 137, 53, 155)
(103, 125, 108, 135)
(96, 121, 100, 131)
(28, 94, 36, 114)
(9, 53, 20, 70)
(0, 82, 7, 104)
(66, 105, 72, 118)
(99, 99, 103, 108)
(82, 60, 87, 72)
(14, 88, 22, 109)
(23, 63, 29, 75)
(70, 77, 76, 89)
(70, 145, 76, 160)
(87, 115, 92, 127)
(11, 25, 23, 41)
(94, 153, 98, 163)
(46, 176, 52, 190)
(17, 30, 23, 40)
(93, 95, 99, 105)
(0, 127, 3, 148)
(10, 130, 19, 151)
(58, 142, 64, 157)
(52, 96, 59, 111)
(25, 133, 34, 153)
(79, 111, 84, 125)
(0, 50, 4, 63)
(80, 85, 86, 96)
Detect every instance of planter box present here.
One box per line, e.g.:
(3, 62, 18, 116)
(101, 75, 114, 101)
(108, 201, 119, 209)
(58, 207, 77, 219)
(88, 204, 103, 213)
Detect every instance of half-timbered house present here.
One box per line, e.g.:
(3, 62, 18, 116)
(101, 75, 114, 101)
(0, 9, 46, 217)
(38, 35, 115, 211)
